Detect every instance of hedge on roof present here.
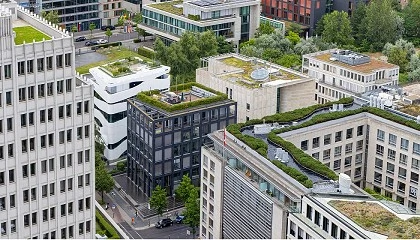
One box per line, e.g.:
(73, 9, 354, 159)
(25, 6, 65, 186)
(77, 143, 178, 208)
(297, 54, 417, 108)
(96, 209, 120, 239)
(136, 82, 228, 112)
(272, 160, 313, 188)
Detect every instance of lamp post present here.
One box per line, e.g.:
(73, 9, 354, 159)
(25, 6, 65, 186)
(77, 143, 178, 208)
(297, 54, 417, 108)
(172, 193, 176, 210)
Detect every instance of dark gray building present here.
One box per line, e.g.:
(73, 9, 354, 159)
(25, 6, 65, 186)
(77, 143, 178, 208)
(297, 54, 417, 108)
(126, 83, 237, 197)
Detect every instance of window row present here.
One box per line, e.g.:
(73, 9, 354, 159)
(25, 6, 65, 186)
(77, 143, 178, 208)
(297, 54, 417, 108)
(300, 126, 364, 150)
(15, 54, 72, 77)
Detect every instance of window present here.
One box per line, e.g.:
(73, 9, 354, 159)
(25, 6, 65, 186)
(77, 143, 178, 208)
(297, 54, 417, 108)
(56, 55, 63, 68)
(78, 151, 83, 164)
(414, 143, 420, 155)
(399, 167, 407, 179)
(37, 58, 44, 72)
(323, 149, 331, 160)
(334, 146, 342, 157)
(50, 183, 55, 196)
(66, 79, 72, 92)
(43, 209, 48, 222)
(289, 221, 296, 236)
(66, 104, 71, 117)
(59, 106, 64, 119)
(42, 185, 47, 198)
(388, 149, 396, 161)
(57, 80, 63, 94)
(398, 181, 406, 193)
(48, 108, 53, 121)
(335, 131, 342, 142)
(27, 60, 34, 74)
(7, 144, 13, 157)
(85, 150, 90, 162)
(79, 222, 84, 235)
(8, 169, 14, 183)
(86, 221, 91, 233)
(61, 228, 66, 239)
(67, 154, 73, 167)
(60, 180, 65, 193)
(29, 113, 34, 126)
(413, 158, 420, 170)
(61, 204, 66, 217)
(38, 84, 45, 98)
(312, 152, 319, 160)
(345, 143, 353, 153)
(322, 216, 329, 232)
(59, 131, 64, 144)
(77, 102, 82, 115)
(40, 109, 46, 123)
(7, 118, 13, 131)
(306, 204, 312, 220)
(78, 175, 83, 188)
(331, 223, 338, 238)
(10, 219, 16, 233)
(333, 159, 341, 170)
(400, 153, 408, 165)
(344, 156, 352, 167)
(85, 174, 90, 186)
(22, 165, 28, 178)
(31, 187, 36, 200)
(86, 197, 91, 209)
(48, 133, 54, 147)
(375, 158, 383, 169)
(68, 202, 73, 215)
(6, 92, 11, 105)
(68, 178, 73, 191)
(301, 140, 308, 151)
(78, 199, 84, 211)
(84, 101, 89, 113)
(65, 54, 71, 67)
(389, 134, 397, 146)
(19, 87, 26, 101)
(18, 61, 25, 75)
(24, 214, 30, 227)
(401, 138, 409, 150)
(387, 162, 395, 174)
(324, 134, 331, 145)
(46, 56, 53, 70)
(374, 172, 382, 184)
(411, 172, 419, 184)
(77, 127, 82, 140)
(67, 129, 72, 142)
(312, 137, 319, 148)
(346, 128, 353, 139)
(377, 129, 385, 141)
(21, 139, 27, 153)
(386, 176, 394, 188)
(84, 125, 90, 138)
(41, 160, 47, 173)
(47, 82, 54, 96)
(376, 144, 384, 156)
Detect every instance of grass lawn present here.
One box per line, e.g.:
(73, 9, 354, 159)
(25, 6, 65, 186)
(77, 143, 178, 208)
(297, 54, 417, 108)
(13, 26, 51, 45)
(76, 47, 153, 74)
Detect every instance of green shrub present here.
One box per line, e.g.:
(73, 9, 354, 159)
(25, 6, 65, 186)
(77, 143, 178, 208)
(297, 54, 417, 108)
(272, 160, 312, 188)
(138, 47, 155, 59)
(91, 41, 122, 50)
(95, 209, 120, 239)
(116, 161, 126, 171)
(133, 39, 142, 43)
(187, 14, 200, 21)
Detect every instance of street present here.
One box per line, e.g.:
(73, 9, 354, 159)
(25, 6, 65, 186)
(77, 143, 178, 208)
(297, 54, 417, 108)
(138, 223, 193, 239)
(73, 30, 144, 49)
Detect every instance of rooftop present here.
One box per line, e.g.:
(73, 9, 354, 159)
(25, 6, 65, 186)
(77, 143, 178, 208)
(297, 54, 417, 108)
(329, 200, 420, 239)
(99, 57, 160, 78)
(209, 54, 307, 88)
(13, 25, 51, 45)
(313, 50, 398, 74)
(135, 82, 232, 114)
(148, 0, 183, 16)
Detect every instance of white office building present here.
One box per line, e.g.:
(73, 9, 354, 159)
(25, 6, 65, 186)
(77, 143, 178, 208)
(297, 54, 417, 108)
(87, 59, 170, 161)
(302, 49, 400, 104)
(0, 2, 95, 239)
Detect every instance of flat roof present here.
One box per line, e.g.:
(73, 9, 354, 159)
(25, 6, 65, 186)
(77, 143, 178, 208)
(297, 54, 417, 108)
(13, 22, 51, 45)
(329, 199, 420, 239)
(147, 0, 183, 16)
(98, 57, 162, 78)
(314, 52, 397, 74)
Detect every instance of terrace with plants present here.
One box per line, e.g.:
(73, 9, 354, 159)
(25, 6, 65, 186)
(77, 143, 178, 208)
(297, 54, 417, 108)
(148, 0, 184, 16)
(220, 56, 304, 88)
(99, 56, 160, 78)
(329, 200, 420, 239)
(136, 82, 229, 113)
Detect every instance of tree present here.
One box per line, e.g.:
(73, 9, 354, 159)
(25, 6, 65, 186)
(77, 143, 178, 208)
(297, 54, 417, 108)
(154, 38, 168, 64)
(216, 35, 234, 54)
(387, 47, 409, 72)
(294, 37, 319, 55)
(149, 185, 168, 217)
(117, 17, 125, 32)
(95, 160, 114, 203)
(408, 53, 420, 82)
(288, 22, 303, 35)
(286, 31, 301, 45)
(255, 21, 275, 37)
(41, 10, 59, 25)
(276, 54, 302, 68)
(105, 28, 113, 42)
(140, 28, 147, 41)
(383, 39, 415, 72)
(362, 0, 402, 51)
(71, 25, 78, 33)
(89, 22, 96, 39)
(402, 0, 420, 38)
(321, 11, 353, 46)
(175, 175, 195, 203)
(350, 1, 367, 46)
(183, 188, 200, 238)
(315, 15, 326, 36)
(133, 13, 142, 24)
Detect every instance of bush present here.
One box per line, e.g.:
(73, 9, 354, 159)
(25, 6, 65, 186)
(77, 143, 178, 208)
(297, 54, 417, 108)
(187, 14, 200, 21)
(96, 210, 120, 239)
(91, 42, 122, 50)
(116, 161, 127, 171)
(138, 47, 155, 59)
(133, 39, 142, 43)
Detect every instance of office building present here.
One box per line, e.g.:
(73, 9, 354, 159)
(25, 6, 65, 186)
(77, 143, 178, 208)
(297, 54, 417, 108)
(140, 0, 260, 46)
(201, 97, 420, 238)
(302, 49, 399, 104)
(197, 53, 316, 123)
(126, 83, 236, 197)
(261, 0, 369, 35)
(0, 2, 95, 238)
(87, 57, 170, 161)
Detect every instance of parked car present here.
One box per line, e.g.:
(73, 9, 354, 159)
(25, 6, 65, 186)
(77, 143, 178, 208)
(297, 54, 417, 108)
(175, 215, 185, 224)
(155, 218, 173, 228)
(96, 39, 108, 44)
(101, 25, 115, 31)
(75, 36, 86, 42)
(85, 41, 98, 46)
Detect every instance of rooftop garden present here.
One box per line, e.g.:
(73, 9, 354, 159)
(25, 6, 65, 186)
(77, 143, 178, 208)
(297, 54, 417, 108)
(149, 0, 183, 16)
(221, 57, 302, 88)
(13, 26, 51, 45)
(76, 46, 153, 74)
(136, 82, 228, 112)
(96, 209, 120, 239)
(399, 104, 420, 117)
(100, 57, 139, 77)
(227, 97, 420, 188)
(329, 200, 420, 239)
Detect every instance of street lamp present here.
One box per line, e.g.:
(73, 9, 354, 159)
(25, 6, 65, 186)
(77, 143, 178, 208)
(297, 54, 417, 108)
(172, 193, 176, 211)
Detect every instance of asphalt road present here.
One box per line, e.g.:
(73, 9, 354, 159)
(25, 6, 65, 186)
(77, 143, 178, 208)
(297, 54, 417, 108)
(73, 31, 139, 49)
(138, 223, 192, 239)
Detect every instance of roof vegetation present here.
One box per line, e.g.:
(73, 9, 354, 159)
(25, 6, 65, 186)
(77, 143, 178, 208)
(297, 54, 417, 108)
(330, 200, 420, 239)
(136, 82, 228, 112)
(149, 0, 183, 16)
(13, 26, 51, 45)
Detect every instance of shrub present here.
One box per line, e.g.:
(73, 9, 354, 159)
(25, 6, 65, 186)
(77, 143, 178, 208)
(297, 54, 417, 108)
(187, 14, 200, 21)
(91, 41, 122, 50)
(138, 47, 155, 59)
(133, 39, 142, 43)
(95, 210, 120, 239)
(116, 161, 127, 171)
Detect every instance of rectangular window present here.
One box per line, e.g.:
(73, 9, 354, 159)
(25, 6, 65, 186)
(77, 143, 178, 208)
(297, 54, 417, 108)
(401, 138, 409, 150)
(84, 101, 89, 113)
(65, 54, 71, 67)
(48, 108, 53, 121)
(57, 80, 64, 94)
(29, 112, 34, 126)
(40, 110, 46, 123)
(41, 160, 47, 173)
(56, 55, 63, 68)
(312, 137, 319, 148)
(335, 131, 342, 142)
(85, 150, 90, 162)
(324, 134, 331, 145)
(27, 60, 34, 74)
(50, 207, 56, 219)
(84, 125, 90, 138)
(66, 79, 72, 92)
(38, 84, 45, 98)
(47, 82, 54, 96)
(7, 144, 13, 157)
(77, 102, 82, 115)
(18, 61, 25, 75)
(389, 134, 397, 146)
(66, 104, 71, 117)
(414, 143, 420, 155)
(67, 129, 72, 142)
(77, 127, 82, 140)
(68, 178, 73, 191)
(37, 58, 44, 72)
(19, 88, 26, 101)
(301, 140, 308, 151)
(59, 131, 65, 144)
(48, 133, 54, 147)
(346, 128, 353, 139)
(50, 183, 55, 196)
(376, 144, 384, 156)
(6, 92, 11, 105)
(46, 56, 53, 70)
(377, 129, 385, 141)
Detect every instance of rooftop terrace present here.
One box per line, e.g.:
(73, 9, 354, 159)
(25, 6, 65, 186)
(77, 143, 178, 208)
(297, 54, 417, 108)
(148, 0, 183, 16)
(99, 57, 160, 78)
(329, 200, 420, 239)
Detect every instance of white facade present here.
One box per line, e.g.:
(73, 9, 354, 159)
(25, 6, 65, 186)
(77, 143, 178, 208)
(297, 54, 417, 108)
(197, 54, 316, 123)
(0, 2, 95, 239)
(88, 61, 170, 161)
(302, 49, 400, 104)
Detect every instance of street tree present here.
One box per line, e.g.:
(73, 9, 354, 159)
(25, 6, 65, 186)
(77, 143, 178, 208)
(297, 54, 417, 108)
(149, 185, 168, 218)
(117, 17, 125, 32)
(105, 28, 113, 42)
(41, 10, 59, 25)
(89, 22, 96, 39)
(255, 21, 275, 37)
(71, 25, 78, 33)
(321, 11, 353, 46)
(175, 175, 195, 203)
(95, 160, 114, 203)
(133, 13, 142, 24)
(183, 188, 200, 238)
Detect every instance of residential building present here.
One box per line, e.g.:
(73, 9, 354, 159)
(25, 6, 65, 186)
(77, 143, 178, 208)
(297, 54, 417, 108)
(0, 2, 94, 238)
(197, 54, 316, 123)
(302, 49, 400, 104)
(126, 83, 236, 197)
(261, 0, 369, 35)
(201, 98, 420, 238)
(87, 57, 170, 161)
(99, 0, 124, 27)
(139, 0, 260, 46)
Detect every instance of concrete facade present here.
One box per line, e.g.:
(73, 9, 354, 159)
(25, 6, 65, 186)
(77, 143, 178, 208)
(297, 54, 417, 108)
(0, 2, 94, 239)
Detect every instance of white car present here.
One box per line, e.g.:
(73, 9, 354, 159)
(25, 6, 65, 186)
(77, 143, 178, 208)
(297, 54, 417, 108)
(97, 39, 108, 44)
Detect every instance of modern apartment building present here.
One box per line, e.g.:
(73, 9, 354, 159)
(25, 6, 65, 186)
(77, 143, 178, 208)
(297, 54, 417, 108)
(197, 54, 316, 123)
(140, 0, 260, 46)
(302, 49, 399, 104)
(261, 0, 369, 35)
(126, 83, 236, 197)
(0, 2, 95, 239)
(200, 99, 420, 238)
(99, 0, 124, 27)
(87, 57, 170, 161)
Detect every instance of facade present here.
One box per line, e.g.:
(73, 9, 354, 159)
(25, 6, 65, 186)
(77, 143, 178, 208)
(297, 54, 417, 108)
(99, 0, 124, 27)
(302, 49, 400, 104)
(87, 58, 170, 161)
(140, 0, 260, 46)
(261, 0, 369, 35)
(0, 2, 95, 239)
(126, 84, 236, 197)
(197, 54, 316, 123)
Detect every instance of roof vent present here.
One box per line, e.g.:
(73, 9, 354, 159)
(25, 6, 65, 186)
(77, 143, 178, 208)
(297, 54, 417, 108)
(250, 68, 269, 81)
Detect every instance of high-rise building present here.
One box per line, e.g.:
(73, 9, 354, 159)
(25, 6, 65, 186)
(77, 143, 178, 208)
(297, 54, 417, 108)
(126, 83, 236, 196)
(87, 58, 170, 161)
(0, 2, 95, 238)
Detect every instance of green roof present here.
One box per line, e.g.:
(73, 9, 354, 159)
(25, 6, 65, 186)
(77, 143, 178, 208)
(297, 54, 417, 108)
(148, 0, 183, 16)
(136, 82, 229, 113)
(13, 26, 51, 45)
